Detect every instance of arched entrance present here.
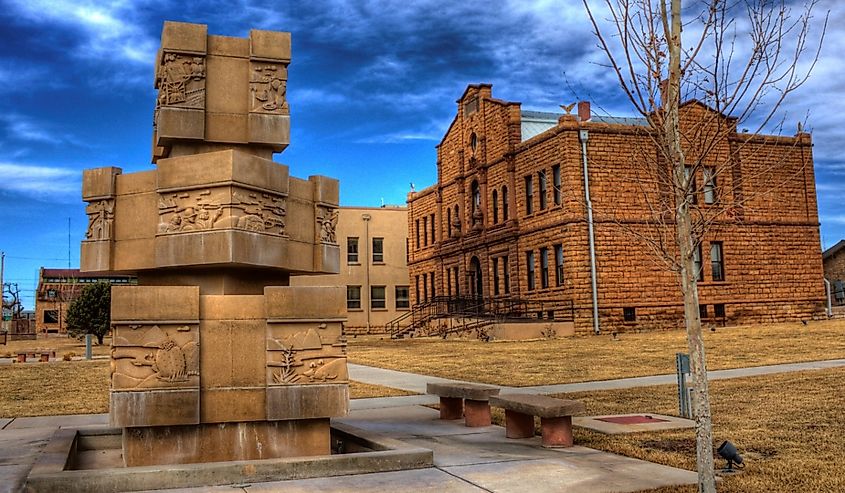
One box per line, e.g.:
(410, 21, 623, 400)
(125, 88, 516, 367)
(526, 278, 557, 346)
(469, 256, 483, 299)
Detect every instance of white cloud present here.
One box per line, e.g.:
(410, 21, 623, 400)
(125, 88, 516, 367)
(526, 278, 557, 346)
(0, 163, 80, 197)
(6, 0, 158, 65)
(0, 114, 86, 147)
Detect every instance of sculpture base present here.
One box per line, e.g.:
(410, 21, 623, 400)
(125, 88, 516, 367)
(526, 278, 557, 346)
(122, 419, 330, 466)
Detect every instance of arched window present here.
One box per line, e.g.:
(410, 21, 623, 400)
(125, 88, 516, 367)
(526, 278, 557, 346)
(452, 204, 461, 232)
(471, 181, 481, 215)
(470, 132, 478, 154)
(502, 186, 509, 221)
(492, 189, 499, 224)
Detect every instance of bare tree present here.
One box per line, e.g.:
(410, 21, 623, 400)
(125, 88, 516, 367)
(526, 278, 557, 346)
(582, 0, 826, 491)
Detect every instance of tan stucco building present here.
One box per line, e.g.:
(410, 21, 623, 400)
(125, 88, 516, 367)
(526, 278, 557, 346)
(292, 206, 409, 334)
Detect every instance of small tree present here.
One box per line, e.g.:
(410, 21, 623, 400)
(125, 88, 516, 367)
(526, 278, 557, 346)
(582, 1, 826, 491)
(65, 282, 111, 345)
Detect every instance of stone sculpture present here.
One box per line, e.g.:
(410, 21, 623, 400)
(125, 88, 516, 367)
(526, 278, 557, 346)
(81, 21, 346, 467)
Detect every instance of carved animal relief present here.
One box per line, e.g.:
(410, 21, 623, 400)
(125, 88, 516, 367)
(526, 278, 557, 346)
(111, 324, 200, 390)
(85, 199, 115, 240)
(157, 188, 287, 236)
(250, 63, 288, 113)
(156, 53, 206, 108)
(267, 322, 347, 385)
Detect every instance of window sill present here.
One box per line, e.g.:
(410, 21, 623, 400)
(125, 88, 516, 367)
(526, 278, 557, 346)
(370, 307, 388, 312)
(347, 307, 364, 312)
(347, 261, 361, 266)
(372, 261, 386, 266)
(395, 307, 410, 311)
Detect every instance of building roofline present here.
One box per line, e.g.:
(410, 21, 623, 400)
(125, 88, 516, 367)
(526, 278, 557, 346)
(823, 239, 845, 260)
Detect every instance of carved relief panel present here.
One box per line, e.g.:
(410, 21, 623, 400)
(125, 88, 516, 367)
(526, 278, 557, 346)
(250, 62, 288, 114)
(85, 198, 115, 241)
(157, 187, 287, 236)
(266, 321, 347, 385)
(316, 205, 338, 244)
(111, 323, 200, 390)
(156, 53, 206, 109)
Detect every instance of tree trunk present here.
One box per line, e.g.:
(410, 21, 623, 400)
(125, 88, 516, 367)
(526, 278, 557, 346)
(664, 0, 716, 491)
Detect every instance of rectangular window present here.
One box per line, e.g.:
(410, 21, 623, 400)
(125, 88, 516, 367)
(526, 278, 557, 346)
(684, 166, 697, 204)
(699, 304, 708, 319)
(502, 187, 509, 221)
(447, 208, 453, 237)
(526, 251, 535, 291)
(453, 267, 460, 297)
(492, 190, 499, 224)
(493, 257, 500, 295)
(714, 303, 726, 318)
(423, 216, 428, 246)
(415, 220, 420, 249)
(538, 171, 547, 210)
(623, 307, 636, 322)
(539, 247, 549, 289)
(693, 244, 703, 281)
(524, 176, 534, 215)
(430, 272, 436, 298)
(552, 164, 561, 205)
(415, 275, 420, 304)
(395, 286, 410, 309)
(711, 242, 724, 281)
(446, 268, 452, 296)
(430, 214, 436, 243)
(346, 286, 361, 310)
(554, 244, 564, 286)
(703, 167, 717, 204)
(347, 237, 359, 263)
(503, 256, 510, 294)
(371, 286, 386, 309)
(372, 237, 384, 263)
(43, 310, 59, 324)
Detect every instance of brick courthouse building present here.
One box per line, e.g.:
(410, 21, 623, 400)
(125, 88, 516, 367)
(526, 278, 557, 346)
(407, 84, 825, 334)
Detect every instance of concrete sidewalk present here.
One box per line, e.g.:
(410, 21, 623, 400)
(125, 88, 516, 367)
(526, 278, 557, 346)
(349, 358, 845, 403)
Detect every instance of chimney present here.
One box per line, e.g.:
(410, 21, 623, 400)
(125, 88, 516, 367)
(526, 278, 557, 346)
(578, 101, 591, 122)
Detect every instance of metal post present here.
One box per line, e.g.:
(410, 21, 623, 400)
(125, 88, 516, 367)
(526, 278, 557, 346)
(676, 353, 691, 418)
(85, 334, 93, 360)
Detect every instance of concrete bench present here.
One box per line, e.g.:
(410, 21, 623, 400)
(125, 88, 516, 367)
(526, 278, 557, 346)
(490, 394, 585, 447)
(426, 382, 500, 427)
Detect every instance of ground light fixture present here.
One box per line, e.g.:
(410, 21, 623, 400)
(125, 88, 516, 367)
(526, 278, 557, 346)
(717, 440, 744, 472)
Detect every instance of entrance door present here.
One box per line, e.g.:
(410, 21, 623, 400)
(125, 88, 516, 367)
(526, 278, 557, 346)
(469, 256, 483, 299)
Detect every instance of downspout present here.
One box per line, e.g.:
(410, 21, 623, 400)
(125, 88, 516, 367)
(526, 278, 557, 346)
(580, 129, 600, 335)
(824, 278, 832, 318)
(362, 213, 372, 330)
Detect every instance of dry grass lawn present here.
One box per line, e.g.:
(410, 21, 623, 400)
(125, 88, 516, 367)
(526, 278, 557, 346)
(0, 361, 109, 417)
(0, 335, 111, 359)
(349, 319, 845, 386)
(531, 368, 845, 493)
(349, 381, 416, 399)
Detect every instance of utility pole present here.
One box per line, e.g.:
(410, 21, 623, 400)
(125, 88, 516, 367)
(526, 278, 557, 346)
(1, 251, 5, 332)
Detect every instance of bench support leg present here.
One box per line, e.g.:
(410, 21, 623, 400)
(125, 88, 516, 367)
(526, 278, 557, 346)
(540, 416, 574, 447)
(439, 397, 463, 420)
(464, 399, 491, 427)
(504, 410, 535, 438)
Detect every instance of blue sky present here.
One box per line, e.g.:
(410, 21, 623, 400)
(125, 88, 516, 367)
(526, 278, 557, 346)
(1, 0, 842, 310)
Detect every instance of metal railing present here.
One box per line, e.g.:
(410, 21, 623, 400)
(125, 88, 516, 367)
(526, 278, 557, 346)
(388, 295, 574, 339)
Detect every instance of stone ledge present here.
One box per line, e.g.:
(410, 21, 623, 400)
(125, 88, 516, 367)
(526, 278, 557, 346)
(426, 382, 500, 401)
(490, 394, 585, 418)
